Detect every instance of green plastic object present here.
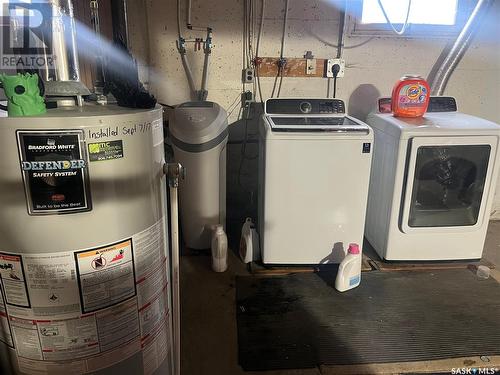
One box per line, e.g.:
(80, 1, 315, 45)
(0, 73, 46, 117)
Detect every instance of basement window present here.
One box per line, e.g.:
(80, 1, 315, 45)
(348, 0, 472, 37)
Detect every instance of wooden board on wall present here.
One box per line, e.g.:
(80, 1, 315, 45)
(257, 57, 327, 78)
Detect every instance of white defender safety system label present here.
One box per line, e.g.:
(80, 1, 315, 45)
(0, 219, 172, 375)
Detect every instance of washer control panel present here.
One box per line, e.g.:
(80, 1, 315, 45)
(427, 96, 457, 112)
(266, 98, 345, 115)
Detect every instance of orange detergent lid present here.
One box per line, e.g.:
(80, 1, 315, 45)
(391, 75, 430, 118)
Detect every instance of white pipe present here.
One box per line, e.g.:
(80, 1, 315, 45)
(200, 28, 212, 100)
(187, 0, 192, 28)
(199, 52, 210, 100)
(180, 54, 197, 99)
(336, 0, 347, 59)
(169, 184, 181, 375)
(177, 0, 196, 99)
(429, 0, 494, 96)
(176, 0, 182, 38)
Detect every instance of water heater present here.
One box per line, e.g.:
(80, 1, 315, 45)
(0, 104, 174, 375)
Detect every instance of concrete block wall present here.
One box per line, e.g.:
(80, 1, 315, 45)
(127, 0, 500, 218)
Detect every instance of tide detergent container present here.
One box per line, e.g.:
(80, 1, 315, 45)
(391, 75, 430, 117)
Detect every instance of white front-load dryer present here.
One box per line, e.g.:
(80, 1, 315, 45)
(258, 98, 373, 264)
(365, 97, 500, 261)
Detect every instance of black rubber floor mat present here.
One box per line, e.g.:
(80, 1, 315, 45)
(236, 269, 500, 371)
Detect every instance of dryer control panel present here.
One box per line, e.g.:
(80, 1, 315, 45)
(265, 99, 345, 115)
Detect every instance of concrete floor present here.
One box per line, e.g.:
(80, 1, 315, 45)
(180, 221, 500, 375)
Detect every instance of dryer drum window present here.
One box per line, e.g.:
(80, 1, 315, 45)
(408, 144, 491, 228)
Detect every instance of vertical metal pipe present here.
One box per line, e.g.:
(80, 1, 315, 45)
(170, 185, 180, 375)
(50, 0, 80, 82)
(336, 0, 347, 59)
(90, 0, 105, 95)
(165, 163, 183, 375)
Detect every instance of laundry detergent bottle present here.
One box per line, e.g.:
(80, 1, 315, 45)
(211, 225, 228, 272)
(335, 243, 362, 292)
(391, 75, 430, 117)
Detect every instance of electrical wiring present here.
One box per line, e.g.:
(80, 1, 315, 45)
(248, 0, 254, 64)
(225, 91, 243, 121)
(254, 0, 264, 64)
(377, 0, 412, 35)
(243, 0, 257, 110)
(226, 103, 242, 121)
(243, 0, 248, 69)
(270, 73, 279, 98)
(255, 0, 266, 106)
(237, 105, 259, 195)
(275, 0, 289, 98)
(276, 66, 285, 98)
(279, 0, 289, 61)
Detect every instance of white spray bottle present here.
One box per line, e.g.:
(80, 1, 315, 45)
(335, 243, 361, 292)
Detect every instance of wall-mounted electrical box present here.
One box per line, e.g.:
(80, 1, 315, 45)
(326, 58, 345, 78)
(242, 68, 255, 83)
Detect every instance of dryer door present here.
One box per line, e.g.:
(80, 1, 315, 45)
(400, 136, 497, 233)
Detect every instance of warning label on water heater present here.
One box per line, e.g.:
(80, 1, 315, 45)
(0, 253, 30, 308)
(75, 239, 136, 314)
(0, 219, 171, 374)
(0, 280, 14, 347)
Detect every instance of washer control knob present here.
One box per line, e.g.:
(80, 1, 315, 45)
(300, 101, 312, 113)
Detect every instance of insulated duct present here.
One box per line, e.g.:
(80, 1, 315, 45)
(429, 0, 494, 96)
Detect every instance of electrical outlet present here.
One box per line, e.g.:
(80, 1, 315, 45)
(242, 68, 255, 83)
(241, 91, 253, 107)
(306, 59, 316, 75)
(326, 58, 345, 78)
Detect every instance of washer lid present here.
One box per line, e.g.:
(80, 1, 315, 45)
(267, 115, 370, 133)
(169, 101, 228, 145)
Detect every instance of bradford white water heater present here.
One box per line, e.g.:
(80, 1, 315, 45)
(0, 104, 174, 375)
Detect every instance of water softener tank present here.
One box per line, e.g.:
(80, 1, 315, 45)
(0, 104, 174, 375)
(169, 102, 228, 249)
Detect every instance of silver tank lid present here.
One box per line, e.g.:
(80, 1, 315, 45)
(169, 101, 228, 145)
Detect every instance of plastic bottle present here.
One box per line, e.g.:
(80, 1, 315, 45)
(211, 225, 228, 272)
(476, 265, 491, 280)
(239, 218, 260, 264)
(391, 75, 430, 118)
(335, 243, 362, 292)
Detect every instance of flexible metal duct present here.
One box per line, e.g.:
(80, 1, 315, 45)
(429, 0, 494, 96)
